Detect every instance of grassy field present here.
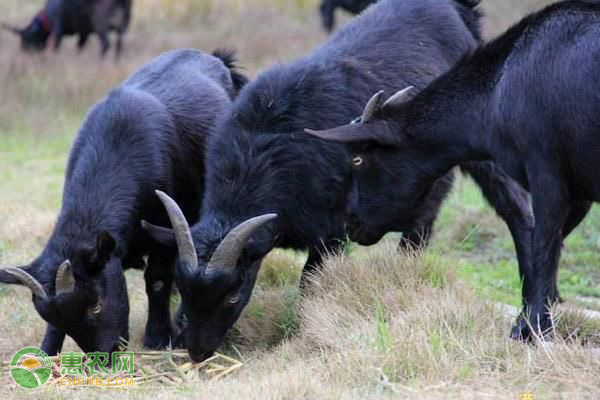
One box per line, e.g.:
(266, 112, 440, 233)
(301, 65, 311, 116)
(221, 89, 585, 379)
(0, 0, 599, 398)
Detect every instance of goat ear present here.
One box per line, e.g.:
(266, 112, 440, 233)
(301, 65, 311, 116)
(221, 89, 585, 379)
(243, 234, 276, 264)
(141, 220, 176, 249)
(304, 120, 401, 147)
(1, 22, 24, 36)
(94, 231, 116, 266)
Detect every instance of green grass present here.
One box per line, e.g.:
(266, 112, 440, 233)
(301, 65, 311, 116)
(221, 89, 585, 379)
(374, 300, 391, 353)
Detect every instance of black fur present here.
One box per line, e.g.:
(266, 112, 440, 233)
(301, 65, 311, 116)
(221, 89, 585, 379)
(212, 48, 249, 96)
(308, 1, 600, 340)
(153, 0, 489, 362)
(3, 0, 132, 58)
(0, 49, 241, 354)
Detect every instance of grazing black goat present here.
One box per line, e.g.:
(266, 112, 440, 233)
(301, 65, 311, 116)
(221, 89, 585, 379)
(143, 0, 531, 362)
(0, 49, 246, 355)
(2, 0, 132, 57)
(306, 0, 600, 340)
(319, 0, 377, 32)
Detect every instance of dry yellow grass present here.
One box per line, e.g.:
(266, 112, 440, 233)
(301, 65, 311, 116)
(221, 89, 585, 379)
(3, 1, 597, 399)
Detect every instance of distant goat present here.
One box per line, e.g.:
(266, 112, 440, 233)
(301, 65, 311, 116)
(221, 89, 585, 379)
(319, 0, 376, 31)
(2, 0, 132, 57)
(307, 0, 600, 340)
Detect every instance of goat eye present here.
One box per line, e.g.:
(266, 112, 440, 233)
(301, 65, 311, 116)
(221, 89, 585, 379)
(352, 156, 364, 166)
(90, 303, 102, 315)
(227, 294, 240, 304)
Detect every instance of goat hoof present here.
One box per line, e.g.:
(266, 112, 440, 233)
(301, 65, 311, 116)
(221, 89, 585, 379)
(510, 317, 531, 341)
(510, 305, 552, 342)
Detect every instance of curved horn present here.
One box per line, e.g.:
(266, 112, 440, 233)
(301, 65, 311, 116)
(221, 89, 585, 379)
(5, 268, 48, 300)
(1, 22, 23, 35)
(382, 86, 415, 109)
(154, 190, 198, 272)
(207, 213, 278, 273)
(361, 90, 385, 123)
(55, 260, 74, 296)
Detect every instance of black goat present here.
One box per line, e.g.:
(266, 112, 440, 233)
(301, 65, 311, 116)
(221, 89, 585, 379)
(0, 49, 246, 354)
(306, 0, 600, 340)
(2, 0, 132, 57)
(143, 0, 530, 362)
(319, 0, 377, 32)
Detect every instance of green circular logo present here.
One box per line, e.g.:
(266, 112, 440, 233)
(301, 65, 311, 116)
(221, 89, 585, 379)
(9, 347, 52, 389)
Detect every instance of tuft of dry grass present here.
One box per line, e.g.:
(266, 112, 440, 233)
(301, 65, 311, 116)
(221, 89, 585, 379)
(142, 244, 600, 398)
(3, 236, 599, 398)
(296, 244, 600, 398)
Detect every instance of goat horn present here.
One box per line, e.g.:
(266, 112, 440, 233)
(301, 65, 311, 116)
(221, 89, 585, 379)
(5, 268, 48, 300)
(361, 90, 385, 123)
(382, 86, 415, 109)
(206, 213, 278, 274)
(154, 190, 198, 272)
(55, 260, 74, 296)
